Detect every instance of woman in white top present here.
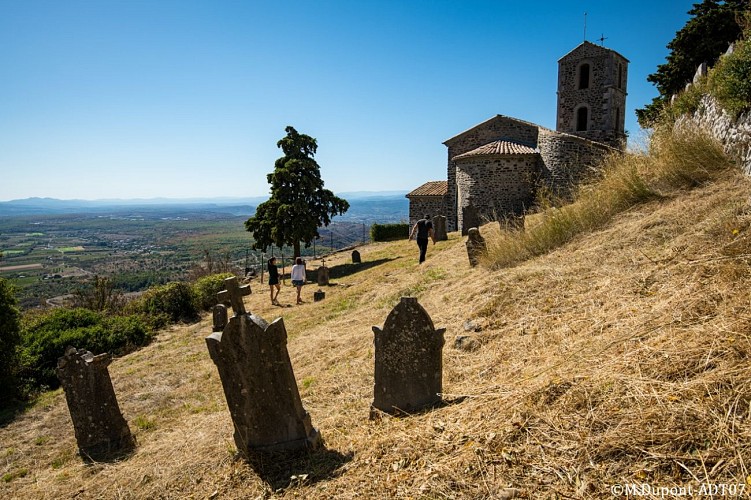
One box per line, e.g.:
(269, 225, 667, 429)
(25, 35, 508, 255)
(290, 257, 306, 304)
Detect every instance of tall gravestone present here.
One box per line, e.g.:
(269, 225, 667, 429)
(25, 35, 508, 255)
(206, 276, 320, 455)
(466, 227, 487, 267)
(371, 297, 446, 417)
(317, 265, 330, 286)
(351, 250, 361, 263)
(56, 347, 135, 460)
(432, 215, 448, 241)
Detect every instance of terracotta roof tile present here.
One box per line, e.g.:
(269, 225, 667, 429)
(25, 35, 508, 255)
(453, 140, 538, 160)
(406, 181, 448, 197)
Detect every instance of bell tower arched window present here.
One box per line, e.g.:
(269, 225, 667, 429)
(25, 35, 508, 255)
(578, 63, 590, 89)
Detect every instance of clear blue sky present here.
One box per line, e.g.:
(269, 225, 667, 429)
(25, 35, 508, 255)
(0, 0, 694, 201)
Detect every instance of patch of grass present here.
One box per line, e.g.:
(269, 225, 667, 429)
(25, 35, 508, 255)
(133, 414, 157, 431)
(2, 468, 28, 483)
(302, 376, 315, 390)
(485, 126, 732, 268)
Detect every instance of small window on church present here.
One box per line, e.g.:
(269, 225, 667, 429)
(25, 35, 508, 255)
(576, 107, 588, 131)
(578, 63, 590, 89)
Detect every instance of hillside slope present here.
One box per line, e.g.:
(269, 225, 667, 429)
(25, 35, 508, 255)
(3, 169, 751, 498)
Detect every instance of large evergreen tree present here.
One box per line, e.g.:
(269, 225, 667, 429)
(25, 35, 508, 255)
(245, 126, 349, 258)
(636, 0, 749, 127)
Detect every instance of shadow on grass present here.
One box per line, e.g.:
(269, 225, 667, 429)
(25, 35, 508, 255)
(245, 445, 354, 490)
(307, 258, 395, 281)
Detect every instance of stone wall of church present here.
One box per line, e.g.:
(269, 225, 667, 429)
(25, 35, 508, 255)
(455, 154, 539, 234)
(408, 196, 446, 227)
(538, 129, 613, 196)
(444, 116, 540, 232)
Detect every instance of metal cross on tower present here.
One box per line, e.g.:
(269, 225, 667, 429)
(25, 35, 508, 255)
(598, 34, 608, 46)
(217, 276, 251, 316)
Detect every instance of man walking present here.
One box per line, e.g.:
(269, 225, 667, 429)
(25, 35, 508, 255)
(409, 214, 436, 264)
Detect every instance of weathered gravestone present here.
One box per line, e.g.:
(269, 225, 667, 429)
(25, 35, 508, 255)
(465, 227, 487, 267)
(317, 265, 329, 286)
(313, 289, 326, 302)
(56, 347, 135, 460)
(212, 303, 228, 332)
(371, 297, 446, 417)
(206, 276, 320, 455)
(351, 250, 361, 264)
(432, 215, 448, 241)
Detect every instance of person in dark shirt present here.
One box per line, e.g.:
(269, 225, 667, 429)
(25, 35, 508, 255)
(409, 214, 436, 264)
(267, 257, 281, 305)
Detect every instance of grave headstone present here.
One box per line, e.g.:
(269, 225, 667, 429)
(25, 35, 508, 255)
(314, 289, 326, 302)
(352, 250, 361, 264)
(465, 227, 487, 267)
(217, 276, 251, 315)
(213, 304, 228, 332)
(206, 281, 320, 455)
(432, 215, 448, 241)
(56, 347, 135, 460)
(317, 266, 329, 286)
(371, 297, 445, 416)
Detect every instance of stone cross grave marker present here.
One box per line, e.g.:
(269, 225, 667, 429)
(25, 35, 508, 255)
(206, 311, 320, 456)
(217, 276, 251, 316)
(371, 297, 446, 417)
(466, 227, 487, 267)
(432, 215, 448, 241)
(56, 346, 135, 460)
(352, 249, 361, 264)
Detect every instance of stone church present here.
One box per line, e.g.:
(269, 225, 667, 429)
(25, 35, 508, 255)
(407, 41, 629, 234)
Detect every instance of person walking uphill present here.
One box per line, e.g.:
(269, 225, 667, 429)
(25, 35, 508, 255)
(267, 257, 281, 305)
(290, 257, 306, 305)
(409, 214, 436, 264)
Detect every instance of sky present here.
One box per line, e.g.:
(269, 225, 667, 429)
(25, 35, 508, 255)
(0, 0, 695, 201)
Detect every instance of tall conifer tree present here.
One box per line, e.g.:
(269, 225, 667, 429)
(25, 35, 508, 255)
(245, 126, 349, 258)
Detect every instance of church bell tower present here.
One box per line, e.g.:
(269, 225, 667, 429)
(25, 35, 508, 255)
(556, 41, 628, 149)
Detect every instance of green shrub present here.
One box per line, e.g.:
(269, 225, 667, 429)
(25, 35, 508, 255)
(371, 223, 409, 242)
(136, 282, 199, 323)
(193, 273, 233, 311)
(18, 308, 152, 390)
(709, 37, 751, 118)
(0, 279, 21, 406)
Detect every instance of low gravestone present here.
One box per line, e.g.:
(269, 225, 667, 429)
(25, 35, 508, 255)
(56, 347, 135, 460)
(317, 266, 329, 286)
(371, 297, 446, 417)
(352, 250, 361, 264)
(314, 289, 325, 302)
(465, 227, 487, 267)
(432, 215, 448, 241)
(213, 304, 228, 332)
(206, 276, 320, 456)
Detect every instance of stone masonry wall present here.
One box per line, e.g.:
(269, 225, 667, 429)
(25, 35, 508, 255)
(455, 154, 538, 234)
(538, 128, 614, 196)
(444, 116, 540, 231)
(679, 94, 751, 175)
(408, 197, 446, 227)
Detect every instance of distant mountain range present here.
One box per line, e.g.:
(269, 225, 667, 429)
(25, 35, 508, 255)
(0, 192, 409, 222)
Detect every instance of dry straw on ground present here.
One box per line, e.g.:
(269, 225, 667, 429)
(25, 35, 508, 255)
(3, 131, 751, 498)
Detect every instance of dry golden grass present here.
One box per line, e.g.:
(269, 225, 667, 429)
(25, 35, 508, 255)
(3, 156, 751, 497)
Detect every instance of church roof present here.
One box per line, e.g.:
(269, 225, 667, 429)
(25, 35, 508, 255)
(406, 181, 448, 198)
(452, 140, 538, 160)
(557, 40, 629, 63)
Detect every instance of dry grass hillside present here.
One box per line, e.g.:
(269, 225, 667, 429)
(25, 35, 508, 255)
(3, 163, 751, 498)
